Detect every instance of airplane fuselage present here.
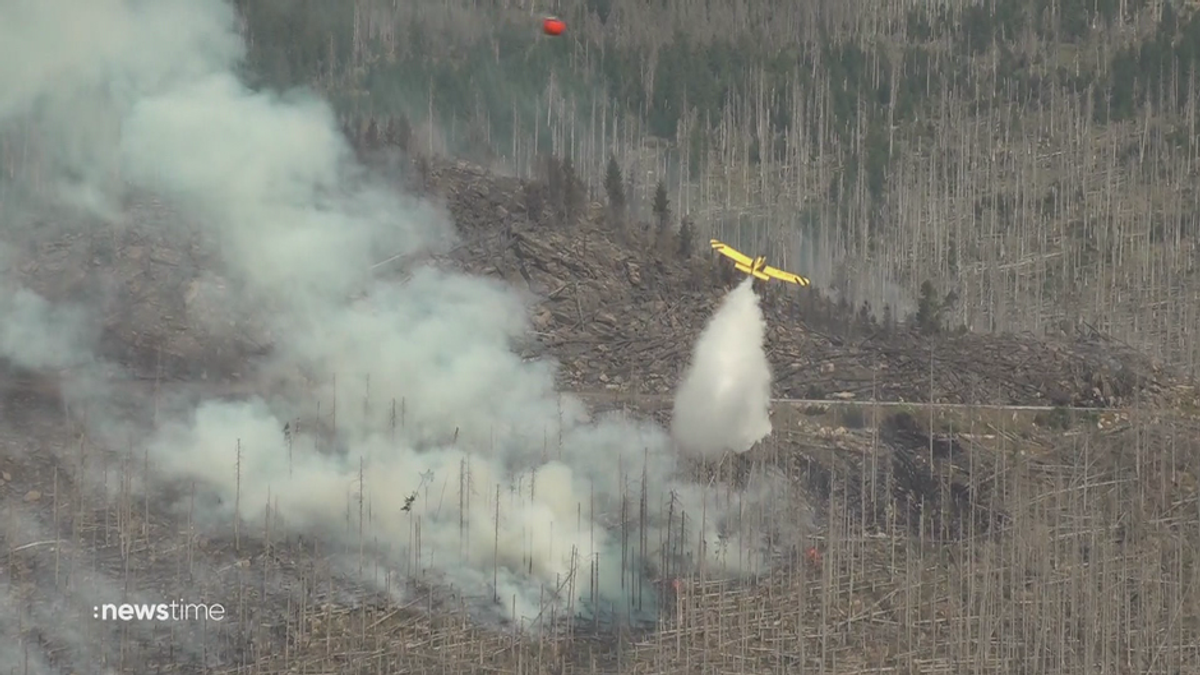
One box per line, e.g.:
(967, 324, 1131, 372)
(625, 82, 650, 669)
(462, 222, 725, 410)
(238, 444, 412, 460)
(733, 256, 772, 280)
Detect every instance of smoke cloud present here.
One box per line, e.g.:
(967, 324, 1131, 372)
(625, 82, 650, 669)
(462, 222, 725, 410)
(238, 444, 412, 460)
(0, 0, 801, 632)
(671, 277, 773, 460)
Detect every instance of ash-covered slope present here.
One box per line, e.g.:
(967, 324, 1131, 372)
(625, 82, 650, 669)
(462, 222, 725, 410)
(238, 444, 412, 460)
(5, 154, 1185, 409)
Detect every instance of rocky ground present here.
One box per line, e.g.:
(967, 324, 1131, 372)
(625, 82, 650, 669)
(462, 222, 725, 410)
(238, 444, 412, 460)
(1, 150, 1198, 673)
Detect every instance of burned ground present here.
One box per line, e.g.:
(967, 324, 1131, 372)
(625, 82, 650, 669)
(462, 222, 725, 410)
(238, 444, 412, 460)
(0, 154, 1198, 673)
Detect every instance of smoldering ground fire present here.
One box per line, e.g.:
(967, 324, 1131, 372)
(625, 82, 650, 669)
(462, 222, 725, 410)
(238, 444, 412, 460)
(0, 0, 803, 637)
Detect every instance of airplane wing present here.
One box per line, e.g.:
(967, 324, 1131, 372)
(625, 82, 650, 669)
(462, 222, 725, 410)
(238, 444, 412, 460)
(761, 264, 811, 286)
(709, 239, 754, 266)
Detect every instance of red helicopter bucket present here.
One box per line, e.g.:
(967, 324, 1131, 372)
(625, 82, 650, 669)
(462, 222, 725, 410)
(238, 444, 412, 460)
(542, 17, 566, 36)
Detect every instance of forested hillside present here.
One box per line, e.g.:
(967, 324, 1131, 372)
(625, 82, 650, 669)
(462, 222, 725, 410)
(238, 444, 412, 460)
(4, 4, 1200, 673)
(25, 0, 1200, 368)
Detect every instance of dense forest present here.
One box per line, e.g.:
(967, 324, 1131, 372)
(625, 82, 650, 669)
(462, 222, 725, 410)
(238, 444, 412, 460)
(30, 0, 1200, 369)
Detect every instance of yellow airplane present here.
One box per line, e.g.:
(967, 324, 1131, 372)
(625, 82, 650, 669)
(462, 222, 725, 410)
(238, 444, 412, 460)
(709, 239, 811, 286)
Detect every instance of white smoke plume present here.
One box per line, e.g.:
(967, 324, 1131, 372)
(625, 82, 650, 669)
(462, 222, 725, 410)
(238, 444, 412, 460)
(0, 244, 96, 371)
(671, 277, 774, 460)
(0, 0, 800, 632)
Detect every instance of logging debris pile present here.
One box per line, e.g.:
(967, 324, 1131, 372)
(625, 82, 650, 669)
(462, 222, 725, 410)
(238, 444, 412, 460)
(3, 157, 1191, 411)
(430, 159, 1186, 409)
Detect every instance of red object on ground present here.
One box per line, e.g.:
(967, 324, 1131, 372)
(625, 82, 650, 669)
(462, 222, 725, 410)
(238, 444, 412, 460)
(542, 17, 566, 35)
(806, 546, 822, 566)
